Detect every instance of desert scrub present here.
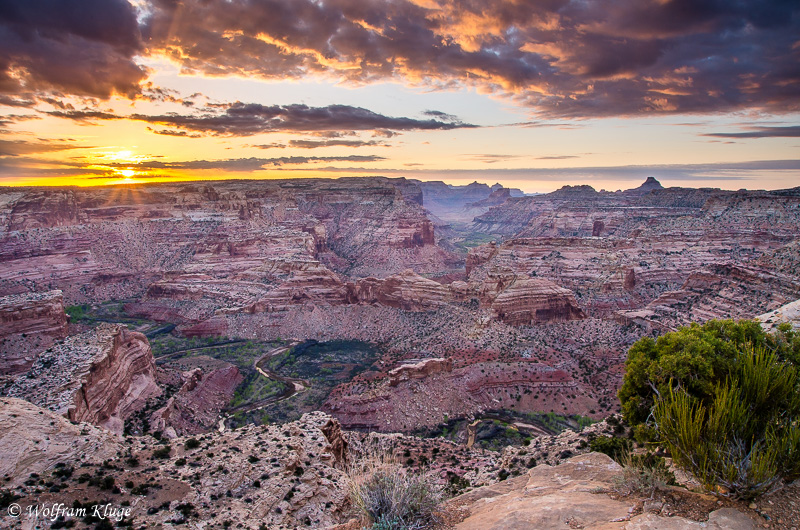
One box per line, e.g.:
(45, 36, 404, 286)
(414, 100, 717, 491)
(619, 319, 799, 431)
(348, 447, 444, 530)
(654, 346, 800, 499)
(612, 452, 676, 498)
(589, 435, 632, 464)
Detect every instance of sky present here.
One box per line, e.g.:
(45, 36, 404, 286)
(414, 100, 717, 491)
(0, 0, 798, 193)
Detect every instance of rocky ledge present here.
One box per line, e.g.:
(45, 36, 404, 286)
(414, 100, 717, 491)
(453, 452, 756, 530)
(6, 323, 161, 434)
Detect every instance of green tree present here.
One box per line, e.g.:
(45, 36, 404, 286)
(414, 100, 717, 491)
(654, 346, 800, 499)
(618, 320, 799, 429)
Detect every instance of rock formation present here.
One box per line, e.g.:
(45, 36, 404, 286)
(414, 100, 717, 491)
(757, 298, 800, 332)
(453, 452, 756, 530)
(150, 365, 243, 437)
(325, 360, 594, 431)
(0, 290, 68, 374)
(351, 269, 450, 310)
(488, 276, 585, 325)
(0, 397, 122, 487)
(6, 323, 161, 434)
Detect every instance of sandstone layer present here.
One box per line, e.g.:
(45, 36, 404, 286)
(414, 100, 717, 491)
(453, 452, 756, 530)
(150, 365, 244, 437)
(0, 290, 68, 374)
(6, 323, 161, 434)
(0, 397, 122, 488)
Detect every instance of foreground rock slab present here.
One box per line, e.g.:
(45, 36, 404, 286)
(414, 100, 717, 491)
(0, 397, 122, 488)
(453, 452, 755, 530)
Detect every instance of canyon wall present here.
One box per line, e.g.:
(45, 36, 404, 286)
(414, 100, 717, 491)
(6, 323, 162, 434)
(0, 290, 68, 374)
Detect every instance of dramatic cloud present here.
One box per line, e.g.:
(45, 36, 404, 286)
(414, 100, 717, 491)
(703, 126, 800, 139)
(142, 0, 800, 117)
(47, 102, 474, 136)
(0, 0, 147, 99)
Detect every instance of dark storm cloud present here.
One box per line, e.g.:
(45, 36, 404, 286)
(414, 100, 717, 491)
(142, 0, 800, 117)
(702, 126, 800, 139)
(0, 0, 147, 99)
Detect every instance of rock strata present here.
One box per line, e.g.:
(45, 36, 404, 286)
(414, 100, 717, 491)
(6, 323, 161, 434)
(0, 290, 68, 374)
(150, 365, 243, 437)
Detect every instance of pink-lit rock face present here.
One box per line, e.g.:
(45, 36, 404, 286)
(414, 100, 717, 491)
(0, 178, 455, 303)
(6, 324, 161, 434)
(0, 290, 68, 374)
(467, 185, 800, 318)
(150, 365, 243, 437)
(488, 277, 585, 325)
(351, 269, 450, 311)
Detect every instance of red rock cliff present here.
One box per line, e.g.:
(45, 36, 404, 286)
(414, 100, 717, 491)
(6, 324, 161, 434)
(0, 290, 68, 374)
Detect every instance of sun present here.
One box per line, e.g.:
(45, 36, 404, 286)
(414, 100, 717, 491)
(120, 169, 136, 178)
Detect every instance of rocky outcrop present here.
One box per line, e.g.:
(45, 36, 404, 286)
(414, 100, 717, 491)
(150, 365, 243, 437)
(489, 277, 585, 325)
(617, 263, 800, 330)
(0, 407, 351, 528)
(6, 323, 161, 434)
(325, 361, 593, 432)
(0, 290, 68, 374)
(388, 357, 453, 386)
(0, 178, 457, 302)
(351, 269, 449, 311)
(454, 453, 756, 530)
(0, 397, 122, 488)
(757, 298, 800, 332)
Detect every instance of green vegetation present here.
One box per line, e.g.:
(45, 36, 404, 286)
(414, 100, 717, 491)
(618, 319, 799, 431)
(613, 452, 676, 497)
(617, 319, 800, 499)
(152, 446, 171, 459)
(654, 346, 800, 499)
(589, 435, 632, 464)
(228, 370, 287, 409)
(348, 449, 444, 530)
(65, 304, 91, 322)
(416, 410, 593, 451)
(250, 339, 380, 426)
(453, 231, 498, 253)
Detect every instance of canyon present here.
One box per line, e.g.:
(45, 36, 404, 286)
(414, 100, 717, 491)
(0, 176, 797, 528)
(1, 177, 798, 433)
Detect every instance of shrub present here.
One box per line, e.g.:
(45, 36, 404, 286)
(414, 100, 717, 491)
(589, 436, 632, 464)
(613, 452, 676, 498)
(653, 346, 800, 499)
(348, 449, 444, 530)
(152, 446, 171, 459)
(619, 319, 799, 430)
(184, 438, 201, 450)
